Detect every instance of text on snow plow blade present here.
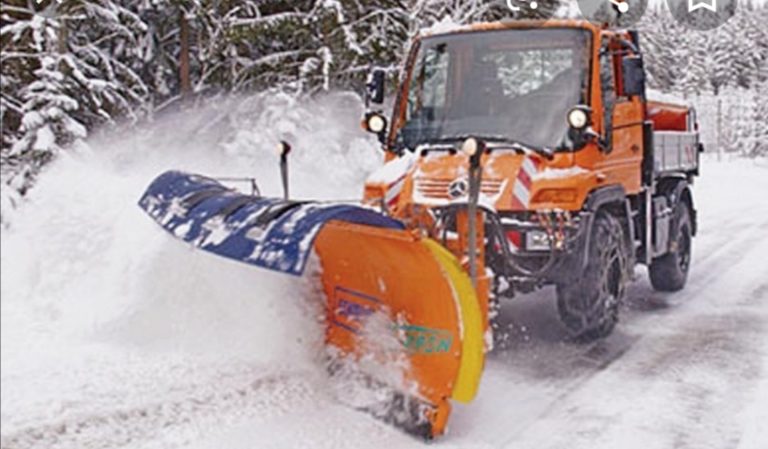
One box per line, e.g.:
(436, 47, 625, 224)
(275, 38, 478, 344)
(138, 19, 701, 439)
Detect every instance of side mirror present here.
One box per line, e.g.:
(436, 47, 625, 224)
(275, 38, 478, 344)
(363, 111, 388, 145)
(366, 68, 386, 105)
(622, 55, 646, 98)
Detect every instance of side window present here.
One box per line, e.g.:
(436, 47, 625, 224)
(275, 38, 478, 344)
(407, 44, 449, 121)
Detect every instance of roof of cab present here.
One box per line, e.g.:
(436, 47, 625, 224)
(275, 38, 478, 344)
(419, 19, 602, 39)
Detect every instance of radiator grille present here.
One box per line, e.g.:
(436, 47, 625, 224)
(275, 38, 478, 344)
(414, 178, 503, 200)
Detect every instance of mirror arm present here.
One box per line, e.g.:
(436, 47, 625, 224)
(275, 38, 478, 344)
(618, 38, 639, 54)
(585, 127, 611, 153)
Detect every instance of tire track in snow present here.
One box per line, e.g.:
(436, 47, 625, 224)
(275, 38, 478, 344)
(504, 209, 768, 449)
(459, 208, 768, 447)
(626, 216, 766, 309)
(452, 290, 641, 445)
(0, 371, 318, 449)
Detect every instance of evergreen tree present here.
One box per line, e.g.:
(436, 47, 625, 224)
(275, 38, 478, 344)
(2, 5, 84, 198)
(638, 8, 680, 91)
(751, 79, 768, 158)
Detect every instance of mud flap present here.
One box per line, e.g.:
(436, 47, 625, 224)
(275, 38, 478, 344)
(138, 171, 484, 437)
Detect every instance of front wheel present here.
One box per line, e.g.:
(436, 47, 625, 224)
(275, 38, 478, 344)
(649, 202, 692, 292)
(556, 212, 628, 342)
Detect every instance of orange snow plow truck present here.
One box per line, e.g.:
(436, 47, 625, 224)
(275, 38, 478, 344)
(139, 20, 701, 439)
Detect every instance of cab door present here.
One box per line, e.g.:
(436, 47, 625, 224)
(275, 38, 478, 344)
(597, 37, 645, 194)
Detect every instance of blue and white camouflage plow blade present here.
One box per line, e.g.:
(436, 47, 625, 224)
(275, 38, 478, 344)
(137, 170, 485, 439)
(137, 170, 404, 276)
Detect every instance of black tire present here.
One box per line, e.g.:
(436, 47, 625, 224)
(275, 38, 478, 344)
(556, 212, 627, 342)
(649, 202, 692, 292)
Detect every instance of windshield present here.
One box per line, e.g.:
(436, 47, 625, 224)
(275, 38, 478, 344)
(395, 28, 591, 151)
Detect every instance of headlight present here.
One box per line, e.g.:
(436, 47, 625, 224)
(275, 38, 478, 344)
(462, 137, 479, 156)
(366, 113, 387, 133)
(567, 107, 589, 130)
(276, 140, 291, 156)
(525, 230, 551, 251)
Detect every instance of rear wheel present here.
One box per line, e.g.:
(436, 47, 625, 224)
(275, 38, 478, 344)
(556, 212, 627, 342)
(649, 202, 692, 292)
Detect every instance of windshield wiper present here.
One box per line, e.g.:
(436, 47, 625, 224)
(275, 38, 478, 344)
(399, 133, 554, 160)
(439, 134, 555, 160)
(401, 135, 462, 155)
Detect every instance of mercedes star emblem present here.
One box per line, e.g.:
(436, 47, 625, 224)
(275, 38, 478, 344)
(448, 179, 469, 198)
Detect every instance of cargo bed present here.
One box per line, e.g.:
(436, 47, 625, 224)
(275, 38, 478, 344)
(653, 131, 700, 175)
(647, 100, 701, 176)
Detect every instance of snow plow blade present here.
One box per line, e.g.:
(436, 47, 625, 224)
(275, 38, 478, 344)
(138, 171, 484, 438)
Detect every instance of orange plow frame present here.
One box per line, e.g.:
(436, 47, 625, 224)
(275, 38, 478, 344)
(315, 221, 485, 437)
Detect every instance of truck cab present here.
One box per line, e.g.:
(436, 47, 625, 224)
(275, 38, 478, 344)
(362, 20, 700, 341)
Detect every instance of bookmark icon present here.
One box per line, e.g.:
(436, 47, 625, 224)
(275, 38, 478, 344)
(688, 0, 717, 12)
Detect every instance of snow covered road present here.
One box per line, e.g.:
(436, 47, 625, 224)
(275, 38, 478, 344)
(451, 163, 768, 449)
(2, 95, 767, 449)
